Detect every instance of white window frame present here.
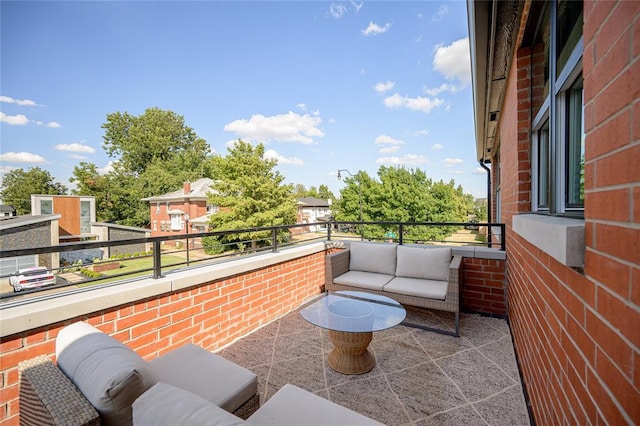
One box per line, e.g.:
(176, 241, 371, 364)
(530, 1, 584, 218)
(170, 214, 182, 231)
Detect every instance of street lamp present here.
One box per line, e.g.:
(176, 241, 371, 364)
(337, 169, 363, 240)
(184, 214, 190, 266)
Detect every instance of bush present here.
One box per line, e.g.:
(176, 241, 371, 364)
(202, 236, 225, 255)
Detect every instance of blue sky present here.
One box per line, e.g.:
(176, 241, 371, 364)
(0, 1, 486, 199)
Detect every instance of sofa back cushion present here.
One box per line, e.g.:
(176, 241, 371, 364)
(57, 324, 158, 426)
(395, 245, 451, 281)
(349, 242, 397, 275)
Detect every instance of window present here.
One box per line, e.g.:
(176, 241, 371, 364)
(530, 0, 584, 217)
(40, 200, 53, 215)
(80, 201, 91, 234)
(170, 214, 182, 231)
(207, 204, 218, 214)
(156, 203, 161, 214)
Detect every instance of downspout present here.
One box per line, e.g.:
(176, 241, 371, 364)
(479, 160, 492, 248)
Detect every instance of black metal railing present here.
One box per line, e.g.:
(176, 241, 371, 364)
(0, 221, 504, 302)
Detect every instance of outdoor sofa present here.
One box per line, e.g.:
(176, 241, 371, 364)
(18, 322, 382, 425)
(325, 241, 462, 336)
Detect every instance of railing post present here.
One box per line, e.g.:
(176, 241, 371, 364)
(501, 224, 506, 251)
(398, 224, 404, 245)
(327, 221, 332, 241)
(153, 240, 162, 279)
(272, 228, 278, 253)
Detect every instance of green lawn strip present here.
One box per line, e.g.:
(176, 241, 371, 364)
(75, 254, 188, 286)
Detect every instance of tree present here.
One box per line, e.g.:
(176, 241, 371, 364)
(0, 167, 67, 214)
(205, 140, 296, 251)
(70, 107, 212, 227)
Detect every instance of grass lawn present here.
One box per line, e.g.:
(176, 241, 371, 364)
(81, 254, 187, 285)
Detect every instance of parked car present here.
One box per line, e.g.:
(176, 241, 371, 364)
(9, 267, 56, 292)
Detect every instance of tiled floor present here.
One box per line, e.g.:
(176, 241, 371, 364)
(219, 305, 531, 425)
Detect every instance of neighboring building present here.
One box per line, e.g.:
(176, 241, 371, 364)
(91, 222, 152, 258)
(0, 214, 61, 277)
(142, 179, 218, 244)
(0, 205, 17, 218)
(468, 1, 638, 424)
(295, 197, 332, 233)
(31, 195, 96, 242)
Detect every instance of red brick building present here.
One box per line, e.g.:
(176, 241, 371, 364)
(142, 179, 217, 244)
(469, 1, 639, 423)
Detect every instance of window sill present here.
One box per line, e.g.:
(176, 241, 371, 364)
(512, 214, 585, 267)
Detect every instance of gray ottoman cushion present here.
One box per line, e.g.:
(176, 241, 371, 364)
(246, 384, 383, 425)
(133, 383, 244, 426)
(149, 343, 257, 413)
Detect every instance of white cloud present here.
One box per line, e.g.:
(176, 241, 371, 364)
(452, 170, 464, 175)
(383, 93, 444, 114)
(433, 38, 471, 85)
(223, 111, 324, 145)
(376, 154, 428, 165)
(0, 96, 43, 107)
(442, 158, 463, 166)
(97, 161, 115, 175)
(0, 165, 18, 174)
(374, 81, 395, 93)
(264, 149, 304, 166)
(374, 134, 404, 146)
(0, 151, 47, 164)
(296, 103, 307, 111)
(414, 129, 429, 137)
(432, 5, 449, 21)
(378, 146, 400, 154)
(0, 112, 29, 125)
(351, 1, 363, 12)
(423, 83, 463, 96)
(46, 121, 61, 128)
(329, 3, 347, 18)
(362, 21, 391, 36)
(431, 143, 444, 150)
(472, 167, 488, 175)
(54, 143, 96, 154)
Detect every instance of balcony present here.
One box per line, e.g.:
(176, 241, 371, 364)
(0, 222, 516, 425)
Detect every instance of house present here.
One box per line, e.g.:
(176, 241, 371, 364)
(142, 179, 218, 244)
(30, 195, 96, 242)
(295, 197, 332, 233)
(0, 205, 17, 218)
(468, 0, 639, 424)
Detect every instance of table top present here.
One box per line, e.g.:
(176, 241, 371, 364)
(300, 291, 406, 333)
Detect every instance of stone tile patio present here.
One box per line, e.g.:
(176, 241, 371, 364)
(219, 305, 531, 425)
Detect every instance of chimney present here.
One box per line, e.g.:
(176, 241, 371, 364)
(183, 182, 191, 194)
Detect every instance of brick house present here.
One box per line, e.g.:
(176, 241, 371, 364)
(142, 179, 217, 245)
(468, 1, 639, 424)
(295, 197, 332, 233)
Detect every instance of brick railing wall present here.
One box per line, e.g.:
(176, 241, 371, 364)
(461, 257, 507, 316)
(0, 250, 325, 425)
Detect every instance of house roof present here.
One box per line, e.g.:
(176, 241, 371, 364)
(297, 197, 331, 207)
(141, 178, 216, 202)
(467, 0, 524, 162)
(0, 205, 16, 213)
(0, 214, 62, 231)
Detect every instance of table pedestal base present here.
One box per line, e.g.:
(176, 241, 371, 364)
(327, 330, 374, 375)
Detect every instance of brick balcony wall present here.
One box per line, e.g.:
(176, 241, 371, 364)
(461, 257, 507, 316)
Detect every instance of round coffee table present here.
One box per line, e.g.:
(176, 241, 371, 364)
(300, 291, 406, 374)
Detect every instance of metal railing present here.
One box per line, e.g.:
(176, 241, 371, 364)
(0, 221, 504, 301)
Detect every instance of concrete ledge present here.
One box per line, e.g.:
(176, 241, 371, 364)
(0, 242, 327, 338)
(513, 214, 585, 267)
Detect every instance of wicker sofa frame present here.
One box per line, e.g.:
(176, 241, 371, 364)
(325, 247, 462, 336)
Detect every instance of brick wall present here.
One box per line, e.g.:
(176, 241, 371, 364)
(0, 251, 325, 425)
(461, 257, 507, 316)
(500, 1, 639, 424)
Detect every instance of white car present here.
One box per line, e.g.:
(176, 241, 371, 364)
(9, 267, 56, 292)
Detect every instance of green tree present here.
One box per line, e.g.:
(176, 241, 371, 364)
(205, 140, 296, 251)
(0, 167, 67, 214)
(70, 107, 212, 227)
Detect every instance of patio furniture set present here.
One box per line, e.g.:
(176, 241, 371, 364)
(18, 242, 460, 425)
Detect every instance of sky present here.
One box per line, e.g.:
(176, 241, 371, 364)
(0, 0, 487, 200)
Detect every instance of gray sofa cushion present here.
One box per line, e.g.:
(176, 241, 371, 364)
(349, 242, 397, 275)
(246, 384, 384, 425)
(149, 343, 257, 413)
(132, 382, 245, 426)
(333, 270, 394, 291)
(57, 328, 159, 426)
(395, 245, 451, 281)
(383, 277, 448, 300)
